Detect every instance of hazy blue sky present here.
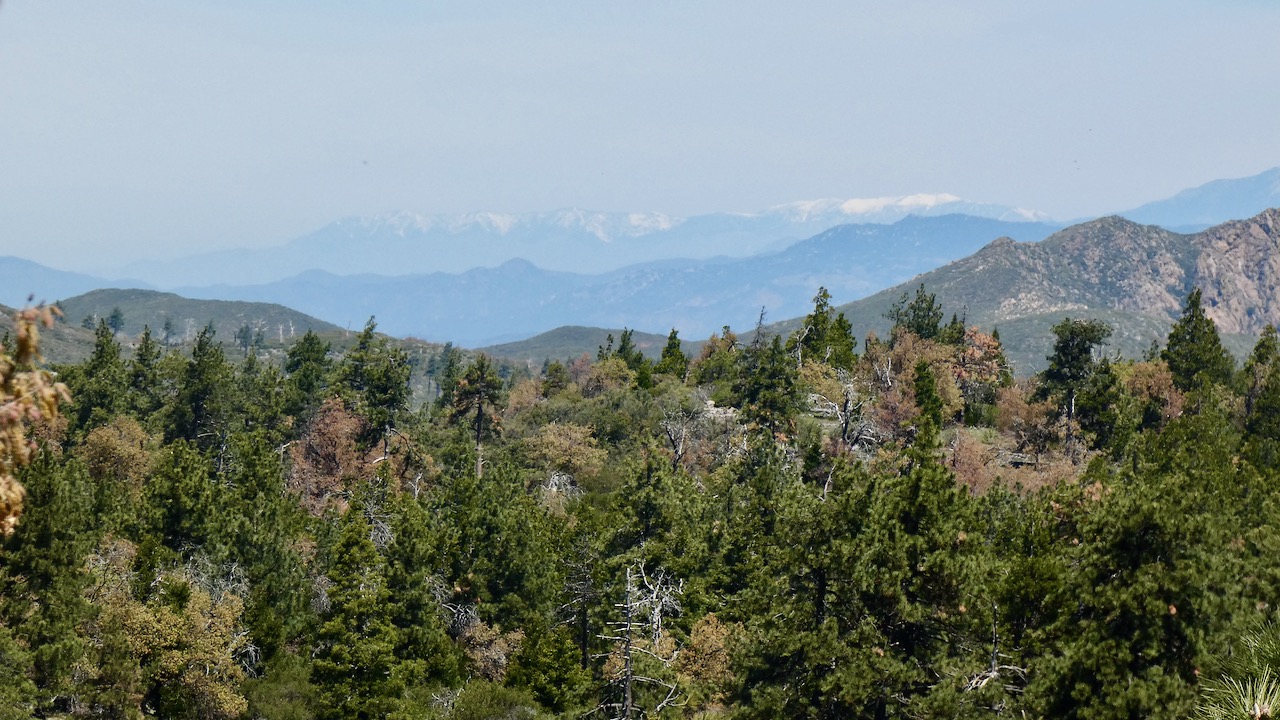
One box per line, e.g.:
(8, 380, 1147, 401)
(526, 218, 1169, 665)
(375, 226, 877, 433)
(2, 1, 1278, 271)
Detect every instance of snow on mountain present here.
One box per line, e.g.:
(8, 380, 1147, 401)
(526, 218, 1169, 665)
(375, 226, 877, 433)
(348, 208, 684, 243)
(763, 194, 1048, 224)
(115, 195, 1050, 288)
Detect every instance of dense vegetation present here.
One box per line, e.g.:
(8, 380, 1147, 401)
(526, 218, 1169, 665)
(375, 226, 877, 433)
(3, 286, 1280, 719)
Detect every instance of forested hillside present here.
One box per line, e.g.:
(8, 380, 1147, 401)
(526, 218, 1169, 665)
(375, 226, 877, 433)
(3, 286, 1280, 719)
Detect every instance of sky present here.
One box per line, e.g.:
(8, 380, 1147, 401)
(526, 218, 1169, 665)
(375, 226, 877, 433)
(2, 0, 1279, 272)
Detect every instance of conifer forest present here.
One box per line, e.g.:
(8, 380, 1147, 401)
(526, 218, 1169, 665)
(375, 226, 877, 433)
(6, 285, 1280, 720)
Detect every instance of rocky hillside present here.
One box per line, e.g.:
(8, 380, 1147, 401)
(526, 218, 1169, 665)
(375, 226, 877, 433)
(790, 208, 1280, 372)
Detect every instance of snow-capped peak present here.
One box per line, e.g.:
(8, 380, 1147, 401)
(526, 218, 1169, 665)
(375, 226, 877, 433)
(765, 194, 1047, 224)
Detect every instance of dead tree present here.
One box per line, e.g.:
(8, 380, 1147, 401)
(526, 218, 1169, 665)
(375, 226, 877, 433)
(595, 562, 685, 719)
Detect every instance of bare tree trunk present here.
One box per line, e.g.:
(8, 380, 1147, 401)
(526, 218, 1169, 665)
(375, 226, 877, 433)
(622, 566, 635, 720)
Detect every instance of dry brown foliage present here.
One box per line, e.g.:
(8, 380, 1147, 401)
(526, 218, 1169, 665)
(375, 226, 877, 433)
(1122, 360, 1184, 427)
(288, 398, 365, 515)
(872, 384, 919, 444)
(567, 353, 594, 387)
(676, 613, 736, 714)
(287, 397, 439, 514)
(503, 378, 544, 418)
(78, 417, 155, 502)
(861, 333, 963, 432)
(0, 305, 70, 535)
(995, 381, 1058, 456)
(949, 430, 998, 494)
(458, 620, 525, 682)
(955, 327, 1008, 389)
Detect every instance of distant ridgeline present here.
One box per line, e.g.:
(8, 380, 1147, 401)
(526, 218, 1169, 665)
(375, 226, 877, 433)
(9, 207, 1280, 378)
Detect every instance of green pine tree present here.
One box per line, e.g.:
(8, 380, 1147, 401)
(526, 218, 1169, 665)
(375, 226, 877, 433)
(736, 335, 801, 436)
(0, 455, 98, 714)
(1163, 288, 1234, 394)
(283, 329, 333, 422)
(334, 318, 411, 449)
(887, 283, 944, 342)
(654, 328, 689, 379)
(312, 501, 404, 720)
(165, 325, 233, 449)
(65, 320, 129, 435)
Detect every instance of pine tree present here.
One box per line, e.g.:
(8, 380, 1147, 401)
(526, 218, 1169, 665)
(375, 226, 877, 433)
(733, 448, 976, 718)
(1074, 357, 1127, 453)
(312, 502, 403, 720)
(383, 492, 465, 689)
(450, 354, 504, 478)
(735, 335, 801, 436)
(67, 320, 128, 434)
(1026, 438, 1222, 719)
(887, 283, 944, 342)
(219, 431, 310, 664)
(937, 312, 966, 346)
(438, 466, 561, 632)
(283, 329, 332, 421)
(335, 318, 411, 449)
(787, 287, 857, 370)
(127, 325, 164, 419)
(0, 623, 38, 719)
(0, 455, 98, 713)
(1242, 324, 1278, 416)
(142, 440, 227, 559)
(1037, 317, 1112, 422)
(913, 360, 944, 442)
(166, 325, 233, 449)
(431, 342, 464, 410)
(1163, 288, 1234, 394)
(654, 329, 689, 379)
(107, 306, 126, 334)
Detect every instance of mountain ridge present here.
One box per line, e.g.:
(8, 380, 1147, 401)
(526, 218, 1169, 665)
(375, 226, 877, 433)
(114, 195, 1051, 287)
(173, 214, 1060, 347)
(1119, 166, 1280, 231)
(774, 208, 1280, 372)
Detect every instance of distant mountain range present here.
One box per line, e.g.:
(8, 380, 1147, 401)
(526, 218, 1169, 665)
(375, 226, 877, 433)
(0, 256, 148, 309)
(1119, 166, 1280, 232)
(102, 165, 1280, 289)
(173, 215, 1060, 347)
(114, 194, 1046, 287)
(6, 166, 1280, 371)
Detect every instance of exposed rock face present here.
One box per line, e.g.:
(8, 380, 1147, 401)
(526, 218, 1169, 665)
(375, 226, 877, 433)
(915, 216, 1198, 326)
(1189, 208, 1280, 335)
(935, 209, 1280, 334)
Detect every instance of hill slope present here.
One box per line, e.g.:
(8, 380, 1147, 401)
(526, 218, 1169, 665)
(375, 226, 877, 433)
(56, 288, 342, 347)
(478, 326, 685, 366)
(0, 304, 100, 365)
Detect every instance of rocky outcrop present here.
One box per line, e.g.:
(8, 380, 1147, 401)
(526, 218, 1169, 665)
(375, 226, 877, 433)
(1190, 208, 1280, 334)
